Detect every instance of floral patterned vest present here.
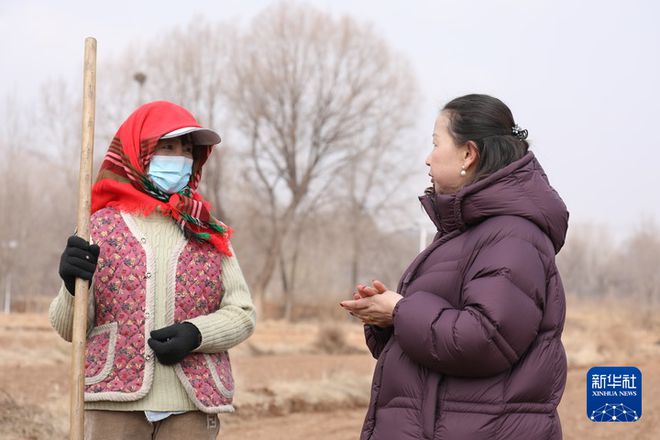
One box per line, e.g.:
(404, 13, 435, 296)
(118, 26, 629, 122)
(83, 207, 235, 413)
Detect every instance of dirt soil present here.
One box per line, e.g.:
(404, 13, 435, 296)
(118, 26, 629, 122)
(1, 309, 658, 439)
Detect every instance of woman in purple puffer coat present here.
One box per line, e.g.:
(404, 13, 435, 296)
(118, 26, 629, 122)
(341, 94, 569, 440)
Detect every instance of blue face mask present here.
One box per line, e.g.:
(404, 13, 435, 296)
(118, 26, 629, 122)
(147, 156, 193, 194)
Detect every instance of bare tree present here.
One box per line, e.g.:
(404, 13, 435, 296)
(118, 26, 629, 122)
(556, 223, 615, 296)
(140, 19, 237, 222)
(223, 2, 419, 312)
(0, 4, 425, 316)
(340, 125, 419, 289)
(619, 220, 660, 316)
(97, 21, 236, 221)
(0, 93, 82, 308)
(0, 97, 27, 309)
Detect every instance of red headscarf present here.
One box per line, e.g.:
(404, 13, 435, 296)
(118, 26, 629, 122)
(91, 101, 232, 256)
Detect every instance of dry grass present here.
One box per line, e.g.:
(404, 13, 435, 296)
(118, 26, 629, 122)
(235, 371, 371, 417)
(563, 295, 660, 368)
(0, 389, 63, 440)
(237, 319, 367, 357)
(1, 296, 659, 439)
(314, 322, 348, 354)
(313, 321, 365, 355)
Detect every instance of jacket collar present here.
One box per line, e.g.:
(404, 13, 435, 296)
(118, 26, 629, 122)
(418, 152, 568, 252)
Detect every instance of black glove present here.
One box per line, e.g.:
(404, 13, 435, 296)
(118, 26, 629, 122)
(148, 322, 202, 365)
(58, 235, 100, 295)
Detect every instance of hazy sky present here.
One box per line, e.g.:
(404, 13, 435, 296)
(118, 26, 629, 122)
(1, 0, 658, 239)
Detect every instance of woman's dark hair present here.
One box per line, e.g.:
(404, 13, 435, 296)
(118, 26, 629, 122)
(442, 94, 529, 182)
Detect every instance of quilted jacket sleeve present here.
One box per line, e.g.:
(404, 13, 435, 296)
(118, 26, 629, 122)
(364, 324, 393, 359)
(393, 235, 546, 377)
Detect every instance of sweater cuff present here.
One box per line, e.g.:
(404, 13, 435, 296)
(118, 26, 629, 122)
(48, 284, 77, 342)
(54, 283, 76, 314)
(184, 313, 253, 353)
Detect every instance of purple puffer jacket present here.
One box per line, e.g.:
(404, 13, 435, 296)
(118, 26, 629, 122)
(361, 153, 569, 440)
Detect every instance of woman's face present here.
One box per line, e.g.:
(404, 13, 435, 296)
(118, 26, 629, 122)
(153, 136, 194, 159)
(426, 112, 474, 194)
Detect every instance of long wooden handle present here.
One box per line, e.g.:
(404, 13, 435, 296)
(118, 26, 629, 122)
(70, 36, 97, 440)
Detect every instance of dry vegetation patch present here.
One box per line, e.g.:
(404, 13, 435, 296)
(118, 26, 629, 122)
(563, 295, 660, 368)
(0, 389, 65, 440)
(1, 297, 659, 439)
(234, 371, 371, 418)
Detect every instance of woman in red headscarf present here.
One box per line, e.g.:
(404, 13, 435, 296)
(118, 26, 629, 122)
(50, 101, 256, 439)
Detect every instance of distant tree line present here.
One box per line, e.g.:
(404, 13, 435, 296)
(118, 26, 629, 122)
(556, 221, 660, 315)
(0, 2, 421, 318)
(1, 2, 656, 319)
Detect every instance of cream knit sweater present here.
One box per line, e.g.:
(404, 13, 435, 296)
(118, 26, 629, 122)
(49, 212, 256, 412)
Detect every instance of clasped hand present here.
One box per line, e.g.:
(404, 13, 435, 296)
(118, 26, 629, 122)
(340, 280, 402, 328)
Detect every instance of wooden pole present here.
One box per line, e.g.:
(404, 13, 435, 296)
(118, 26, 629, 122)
(69, 37, 96, 440)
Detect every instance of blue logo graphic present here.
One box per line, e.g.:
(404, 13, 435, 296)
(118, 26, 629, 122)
(587, 366, 642, 422)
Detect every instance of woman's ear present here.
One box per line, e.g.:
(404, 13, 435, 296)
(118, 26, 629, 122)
(464, 140, 480, 171)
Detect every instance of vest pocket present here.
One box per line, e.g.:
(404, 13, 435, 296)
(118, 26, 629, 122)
(84, 322, 118, 385)
(204, 352, 235, 399)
